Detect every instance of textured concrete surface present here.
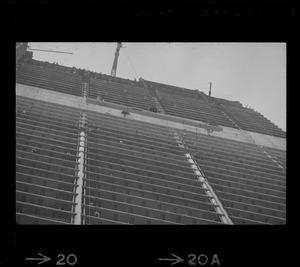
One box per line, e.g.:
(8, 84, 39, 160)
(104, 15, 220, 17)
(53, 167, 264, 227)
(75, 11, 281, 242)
(16, 83, 286, 151)
(16, 83, 87, 109)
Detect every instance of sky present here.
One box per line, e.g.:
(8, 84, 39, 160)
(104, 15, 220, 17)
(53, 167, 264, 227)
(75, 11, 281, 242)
(27, 42, 286, 132)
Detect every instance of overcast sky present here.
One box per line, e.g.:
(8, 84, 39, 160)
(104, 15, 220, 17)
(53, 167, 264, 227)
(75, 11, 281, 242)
(28, 42, 286, 132)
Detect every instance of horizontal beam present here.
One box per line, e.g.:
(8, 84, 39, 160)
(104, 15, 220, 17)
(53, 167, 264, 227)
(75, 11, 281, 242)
(27, 48, 73, 54)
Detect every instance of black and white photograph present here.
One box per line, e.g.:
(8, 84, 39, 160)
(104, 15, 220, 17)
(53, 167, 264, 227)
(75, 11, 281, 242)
(16, 42, 286, 225)
(7, 0, 297, 265)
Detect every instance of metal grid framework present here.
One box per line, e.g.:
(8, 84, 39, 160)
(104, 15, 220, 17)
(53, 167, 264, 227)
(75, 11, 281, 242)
(221, 105, 286, 138)
(82, 109, 223, 225)
(16, 60, 286, 138)
(89, 78, 154, 110)
(155, 90, 238, 128)
(16, 96, 81, 224)
(15, 59, 286, 225)
(177, 128, 286, 224)
(16, 96, 226, 225)
(144, 80, 285, 138)
(16, 95, 286, 225)
(16, 63, 83, 97)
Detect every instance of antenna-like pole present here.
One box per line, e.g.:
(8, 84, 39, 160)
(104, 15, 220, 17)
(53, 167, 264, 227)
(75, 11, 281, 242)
(209, 82, 212, 97)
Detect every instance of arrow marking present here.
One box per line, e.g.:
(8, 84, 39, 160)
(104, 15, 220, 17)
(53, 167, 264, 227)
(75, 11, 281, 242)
(159, 254, 184, 265)
(25, 253, 51, 265)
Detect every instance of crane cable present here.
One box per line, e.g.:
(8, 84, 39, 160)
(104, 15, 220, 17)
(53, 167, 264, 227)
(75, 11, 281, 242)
(124, 50, 140, 80)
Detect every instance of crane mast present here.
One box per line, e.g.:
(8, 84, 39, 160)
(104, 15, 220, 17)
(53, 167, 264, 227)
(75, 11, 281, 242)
(111, 42, 123, 77)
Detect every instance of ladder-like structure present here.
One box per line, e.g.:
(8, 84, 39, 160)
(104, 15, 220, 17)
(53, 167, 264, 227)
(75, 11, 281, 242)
(73, 70, 91, 224)
(72, 112, 88, 224)
(140, 78, 233, 224)
(171, 129, 233, 225)
(140, 78, 165, 114)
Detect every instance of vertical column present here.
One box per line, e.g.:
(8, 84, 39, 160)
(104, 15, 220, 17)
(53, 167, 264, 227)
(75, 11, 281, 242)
(82, 70, 90, 98)
(171, 128, 233, 225)
(220, 109, 241, 129)
(73, 112, 87, 224)
(184, 152, 233, 224)
(139, 78, 165, 114)
(152, 96, 165, 114)
(260, 146, 286, 173)
(82, 83, 87, 98)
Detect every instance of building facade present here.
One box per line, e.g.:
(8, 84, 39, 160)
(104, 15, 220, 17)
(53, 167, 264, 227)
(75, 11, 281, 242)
(16, 46, 286, 225)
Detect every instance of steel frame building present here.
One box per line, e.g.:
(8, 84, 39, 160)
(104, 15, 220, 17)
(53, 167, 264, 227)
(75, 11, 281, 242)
(16, 46, 286, 225)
